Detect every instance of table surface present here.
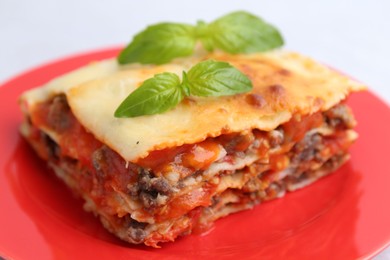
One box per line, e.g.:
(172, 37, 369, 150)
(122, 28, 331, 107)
(1, 0, 389, 259)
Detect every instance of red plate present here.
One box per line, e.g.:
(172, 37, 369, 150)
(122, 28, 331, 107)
(1, 48, 390, 260)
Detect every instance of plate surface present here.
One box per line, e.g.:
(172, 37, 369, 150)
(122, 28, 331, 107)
(1, 48, 390, 260)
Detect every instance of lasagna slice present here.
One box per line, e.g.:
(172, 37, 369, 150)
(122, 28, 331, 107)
(19, 50, 365, 247)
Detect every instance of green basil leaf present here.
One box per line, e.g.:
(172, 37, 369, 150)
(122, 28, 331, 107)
(185, 60, 252, 97)
(118, 12, 284, 65)
(114, 73, 183, 117)
(194, 20, 214, 52)
(208, 11, 284, 53)
(115, 60, 253, 118)
(118, 23, 196, 65)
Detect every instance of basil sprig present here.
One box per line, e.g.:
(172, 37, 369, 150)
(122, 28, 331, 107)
(118, 11, 283, 65)
(114, 60, 252, 118)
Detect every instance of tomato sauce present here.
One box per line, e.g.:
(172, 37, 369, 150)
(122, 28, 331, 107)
(283, 112, 323, 143)
(156, 183, 216, 222)
(31, 99, 102, 168)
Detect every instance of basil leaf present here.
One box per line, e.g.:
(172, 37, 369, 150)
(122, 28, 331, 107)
(185, 60, 252, 97)
(118, 23, 196, 65)
(208, 11, 284, 53)
(114, 60, 253, 118)
(118, 12, 284, 65)
(195, 20, 214, 52)
(114, 73, 183, 117)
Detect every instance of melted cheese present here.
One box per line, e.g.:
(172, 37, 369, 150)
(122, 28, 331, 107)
(20, 50, 365, 162)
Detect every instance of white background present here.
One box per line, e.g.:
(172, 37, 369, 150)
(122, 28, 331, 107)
(1, 0, 389, 258)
